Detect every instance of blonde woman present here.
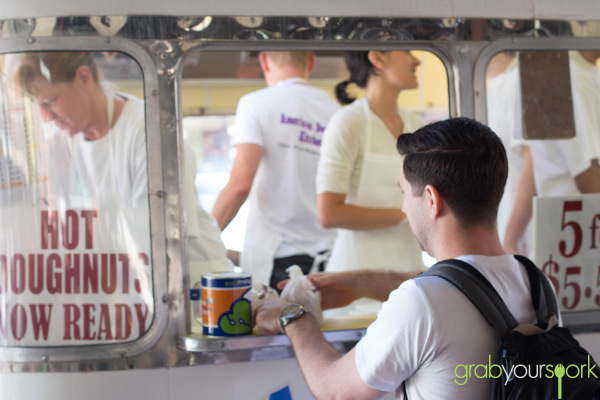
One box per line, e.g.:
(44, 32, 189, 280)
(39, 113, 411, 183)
(17, 52, 232, 278)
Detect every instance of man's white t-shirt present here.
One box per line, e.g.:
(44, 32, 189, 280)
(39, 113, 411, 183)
(529, 51, 600, 196)
(355, 255, 538, 399)
(232, 77, 340, 257)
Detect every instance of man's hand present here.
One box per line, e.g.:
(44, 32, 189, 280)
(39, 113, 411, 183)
(278, 271, 364, 310)
(253, 297, 294, 335)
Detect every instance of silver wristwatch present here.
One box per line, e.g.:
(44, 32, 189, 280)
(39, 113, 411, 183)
(279, 304, 306, 332)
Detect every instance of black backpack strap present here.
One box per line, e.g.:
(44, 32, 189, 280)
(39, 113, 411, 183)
(420, 259, 518, 335)
(514, 254, 559, 322)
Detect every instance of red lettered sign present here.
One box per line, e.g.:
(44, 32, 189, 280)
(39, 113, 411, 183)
(534, 194, 600, 312)
(0, 206, 153, 346)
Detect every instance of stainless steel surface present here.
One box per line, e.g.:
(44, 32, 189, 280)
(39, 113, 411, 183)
(5, 2, 600, 24)
(178, 328, 366, 364)
(564, 311, 600, 333)
(0, 17, 597, 43)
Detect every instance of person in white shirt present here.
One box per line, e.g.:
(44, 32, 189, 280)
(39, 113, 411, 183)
(211, 51, 340, 288)
(255, 117, 544, 400)
(503, 51, 600, 251)
(17, 52, 231, 283)
(317, 51, 425, 275)
(485, 51, 534, 255)
(529, 50, 600, 196)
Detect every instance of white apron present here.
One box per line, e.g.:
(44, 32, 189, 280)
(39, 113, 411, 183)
(326, 100, 424, 273)
(240, 201, 330, 285)
(240, 202, 283, 285)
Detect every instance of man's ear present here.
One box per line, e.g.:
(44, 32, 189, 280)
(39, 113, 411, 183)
(423, 184, 443, 220)
(258, 52, 270, 73)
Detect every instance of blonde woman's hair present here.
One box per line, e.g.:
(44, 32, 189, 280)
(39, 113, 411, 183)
(16, 51, 100, 93)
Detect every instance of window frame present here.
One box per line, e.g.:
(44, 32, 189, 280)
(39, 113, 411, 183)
(475, 37, 600, 333)
(0, 36, 170, 363)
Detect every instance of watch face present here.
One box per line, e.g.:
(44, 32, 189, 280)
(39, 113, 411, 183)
(280, 304, 305, 329)
(283, 304, 303, 317)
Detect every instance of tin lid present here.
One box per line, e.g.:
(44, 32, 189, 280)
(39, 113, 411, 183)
(201, 272, 252, 288)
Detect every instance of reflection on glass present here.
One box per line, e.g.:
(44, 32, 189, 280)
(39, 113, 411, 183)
(181, 50, 449, 255)
(486, 51, 532, 255)
(0, 51, 153, 347)
(182, 115, 246, 251)
(486, 50, 600, 314)
(527, 50, 600, 196)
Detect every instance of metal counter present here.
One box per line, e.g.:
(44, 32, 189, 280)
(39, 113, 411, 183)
(178, 314, 375, 365)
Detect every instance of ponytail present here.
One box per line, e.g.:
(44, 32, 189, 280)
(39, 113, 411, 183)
(335, 80, 355, 105)
(335, 51, 379, 105)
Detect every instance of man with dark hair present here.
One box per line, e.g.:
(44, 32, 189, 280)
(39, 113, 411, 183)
(398, 117, 508, 229)
(255, 117, 540, 399)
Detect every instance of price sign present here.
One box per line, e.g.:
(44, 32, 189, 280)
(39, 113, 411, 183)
(533, 194, 600, 312)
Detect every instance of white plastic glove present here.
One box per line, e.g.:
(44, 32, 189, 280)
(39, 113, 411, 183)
(251, 282, 279, 312)
(280, 265, 323, 326)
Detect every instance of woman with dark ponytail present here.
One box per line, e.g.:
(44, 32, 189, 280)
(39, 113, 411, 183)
(316, 51, 425, 312)
(334, 52, 373, 105)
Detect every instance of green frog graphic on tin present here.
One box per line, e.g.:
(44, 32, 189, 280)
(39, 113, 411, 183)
(218, 298, 252, 335)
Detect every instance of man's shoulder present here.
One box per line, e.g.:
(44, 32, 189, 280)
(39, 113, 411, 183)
(265, 80, 334, 99)
(237, 86, 284, 112)
(239, 82, 339, 118)
(409, 272, 462, 297)
(389, 277, 443, 307)
(241, 86, 272, 100)
(409, 255, 524, 297)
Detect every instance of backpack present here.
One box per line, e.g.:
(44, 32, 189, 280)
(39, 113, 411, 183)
(420, 255, 600, 400)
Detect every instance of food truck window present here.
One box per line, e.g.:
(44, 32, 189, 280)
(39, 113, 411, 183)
(0, 51, 154, 347)
(486, 49, 600, 320)
(180, 49, 449, 272)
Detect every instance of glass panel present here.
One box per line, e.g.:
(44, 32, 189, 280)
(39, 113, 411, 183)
(180, 49, 449, 286)
(486, 50, 600, 314)
(0, 51, 153, 346)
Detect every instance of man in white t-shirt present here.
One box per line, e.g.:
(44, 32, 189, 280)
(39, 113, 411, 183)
(254, 118, 542, 399)
(212, 51, 340, 288)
